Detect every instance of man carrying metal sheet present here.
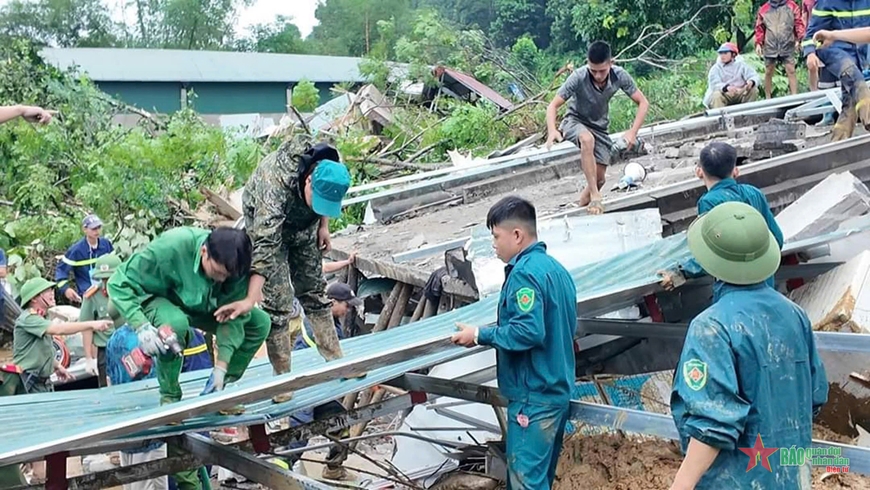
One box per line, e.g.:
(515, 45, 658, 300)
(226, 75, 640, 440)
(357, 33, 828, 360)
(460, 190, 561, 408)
(669, 202, 828, 490)
(658, 142, 784, 302)
(545, 41, 649, 215)
(802, 0, 870, 141)
(108, 226, 269, 406)
(240, 137, 360, 404)
(452, 196, 577, 490)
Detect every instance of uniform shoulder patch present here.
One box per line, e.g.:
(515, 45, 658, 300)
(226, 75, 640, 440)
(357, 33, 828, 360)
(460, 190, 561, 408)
(683, 359, 708, 391)
(516, 287, 535, 313)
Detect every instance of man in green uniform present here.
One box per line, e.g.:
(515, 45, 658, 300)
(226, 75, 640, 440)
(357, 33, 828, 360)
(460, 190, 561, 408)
(452, 196, 578, 490)
(80, 253, 123, 387)
(240, 139, 357, 403)
(0, 277, 110, 487)
(14, 277, 111, 392)
(107, 226, 270, 405)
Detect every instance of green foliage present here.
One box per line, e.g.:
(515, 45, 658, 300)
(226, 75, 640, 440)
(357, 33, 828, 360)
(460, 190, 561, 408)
(0, 38, 263, 281)
(310, 0, 414, 57)
(490, 0, 550, 48)
(436, 101, 510, 156)
(510, 34, 540, 72)
(608, 57, 710, 132)
(236, 15, 307, 54)
(292, 79, 320, 112)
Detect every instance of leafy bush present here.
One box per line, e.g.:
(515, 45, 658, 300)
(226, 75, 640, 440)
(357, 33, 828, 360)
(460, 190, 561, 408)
(292, 79, 320, 112)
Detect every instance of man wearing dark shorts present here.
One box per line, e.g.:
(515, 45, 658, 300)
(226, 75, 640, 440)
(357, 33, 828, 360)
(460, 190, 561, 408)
(755, 0, 804, 98)
(546, 41, 649, 215)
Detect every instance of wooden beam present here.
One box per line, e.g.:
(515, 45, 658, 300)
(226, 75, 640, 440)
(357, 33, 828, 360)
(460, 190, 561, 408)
(200, 187, 242, 220)
(387, 284, 413, 328)
(372, 282, 402, 333)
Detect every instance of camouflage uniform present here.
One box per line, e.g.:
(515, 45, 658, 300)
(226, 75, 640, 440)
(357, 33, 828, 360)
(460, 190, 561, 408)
(243, 138, 344, 381)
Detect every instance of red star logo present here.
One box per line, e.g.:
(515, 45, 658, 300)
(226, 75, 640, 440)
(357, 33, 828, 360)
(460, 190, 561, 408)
(739, 434, 779, 472)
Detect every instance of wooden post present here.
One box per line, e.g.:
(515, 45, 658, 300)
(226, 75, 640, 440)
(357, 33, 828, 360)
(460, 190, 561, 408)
(387, 284, 413, 329)
(349, 387, 388, 447)
(373, 282, 403, 333)
(422, 298, 438, 318)
(409, 295, 427, 323)
(45, 452, 69, 490)
(342, 266, 360, 337)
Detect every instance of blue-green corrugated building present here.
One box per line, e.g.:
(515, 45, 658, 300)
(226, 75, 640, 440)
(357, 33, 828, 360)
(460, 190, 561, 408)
(40, 48, 367, 115)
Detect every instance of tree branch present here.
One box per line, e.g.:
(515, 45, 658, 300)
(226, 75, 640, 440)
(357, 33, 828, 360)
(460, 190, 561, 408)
(614, 4, 728, 67)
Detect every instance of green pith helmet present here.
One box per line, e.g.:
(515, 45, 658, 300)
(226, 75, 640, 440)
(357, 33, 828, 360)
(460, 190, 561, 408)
(18, 277, 56, 306)
(93, 253, 122, 280)
(687, 201, 780, 285)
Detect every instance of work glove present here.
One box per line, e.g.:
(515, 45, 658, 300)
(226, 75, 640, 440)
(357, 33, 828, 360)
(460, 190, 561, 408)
(200, 366, 227, 396)
(137, 323, 165, 356)
(85, 358, 98, 376)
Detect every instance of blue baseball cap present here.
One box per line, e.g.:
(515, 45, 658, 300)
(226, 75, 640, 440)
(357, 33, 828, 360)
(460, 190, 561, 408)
(82, 214, 103, 229)
(311, 160, 351, 218)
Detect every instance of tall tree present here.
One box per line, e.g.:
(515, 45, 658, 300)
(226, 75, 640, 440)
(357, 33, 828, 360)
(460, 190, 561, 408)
(490, 0, 549, 49)
(237, 15, 306, 54)
(310, 0, 414, 57)
(0, 0, 119, 47)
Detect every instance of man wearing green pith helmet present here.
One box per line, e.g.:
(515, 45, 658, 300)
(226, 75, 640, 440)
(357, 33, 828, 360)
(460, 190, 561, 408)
(241, 139, 363, 404)
(669, 202, 828, 490)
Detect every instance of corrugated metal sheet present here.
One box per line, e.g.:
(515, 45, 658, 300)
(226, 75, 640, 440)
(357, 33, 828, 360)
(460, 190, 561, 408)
(2, 225, 866, 460)
(438, 67, 514, 111)
(40, 48, 367, 83)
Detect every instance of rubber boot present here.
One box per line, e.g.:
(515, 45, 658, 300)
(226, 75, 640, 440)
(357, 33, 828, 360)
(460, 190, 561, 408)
(832, 106, 857, 141)
(321, 466, 350, 481)
(856, 82, 870, 129)
(266, 328, 294, 403)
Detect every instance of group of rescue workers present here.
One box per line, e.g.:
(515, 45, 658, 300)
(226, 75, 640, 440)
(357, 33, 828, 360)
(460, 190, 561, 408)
(4, 6, 870, 487)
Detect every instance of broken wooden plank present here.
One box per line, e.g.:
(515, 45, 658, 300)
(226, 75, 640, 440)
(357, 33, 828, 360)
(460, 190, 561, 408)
(201, 187, 242, 220)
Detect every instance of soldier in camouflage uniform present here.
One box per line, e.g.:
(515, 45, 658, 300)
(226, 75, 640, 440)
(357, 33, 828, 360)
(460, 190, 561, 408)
(242, 137, 355, 403)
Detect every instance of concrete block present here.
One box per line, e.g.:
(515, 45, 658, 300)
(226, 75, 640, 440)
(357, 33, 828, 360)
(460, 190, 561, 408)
(776, 171, 870, 243)
(756, 119, 807, 141)
(789, 251, 870, 333)
(727, 127, 754, 139)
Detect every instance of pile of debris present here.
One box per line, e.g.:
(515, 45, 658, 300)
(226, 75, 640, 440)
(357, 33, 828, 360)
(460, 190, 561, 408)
(553, 433, 870, 490)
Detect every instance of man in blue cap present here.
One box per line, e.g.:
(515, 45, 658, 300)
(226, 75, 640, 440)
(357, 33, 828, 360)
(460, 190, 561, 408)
(238, 137, 359, 403)
(55, 214, 114, 304)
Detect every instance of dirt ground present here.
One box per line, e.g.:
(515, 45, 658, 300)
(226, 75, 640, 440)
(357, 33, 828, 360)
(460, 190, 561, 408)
(553, 428, 870, 490)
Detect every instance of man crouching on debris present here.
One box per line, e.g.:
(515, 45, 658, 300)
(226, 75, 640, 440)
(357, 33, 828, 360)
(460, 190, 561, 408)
(452, 196, 577, 490)
(242, 138, 360, 404)
(669, 202, 828, 490)
(545, 41, 649, 215)
(108, 227, 270, 408)
(659, 142, 783, 302)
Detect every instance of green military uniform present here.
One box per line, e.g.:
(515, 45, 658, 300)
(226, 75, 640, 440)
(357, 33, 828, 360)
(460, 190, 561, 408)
(107, 227, 270, 404)
(0, 277, 59, 487)
(242, 139, 352, 381)
(79, 254, 124, 387)
(13, 306, 56, 394)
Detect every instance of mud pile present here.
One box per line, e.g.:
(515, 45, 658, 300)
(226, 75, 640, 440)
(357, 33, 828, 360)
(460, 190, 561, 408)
(553, 432, 870, 489)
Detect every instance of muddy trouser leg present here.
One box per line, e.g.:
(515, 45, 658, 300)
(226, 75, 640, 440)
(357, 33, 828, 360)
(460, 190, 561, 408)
(97, 346, 108, 388)
(141, 297, 202, 490)
(505, 402, 571, 490)
(818, 48, 863, 135)
(290, 227, 344, 362)
(260, 249, 299, 402)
